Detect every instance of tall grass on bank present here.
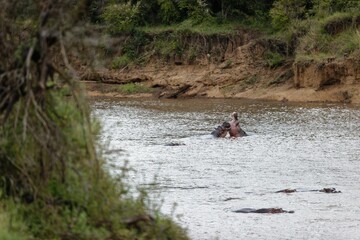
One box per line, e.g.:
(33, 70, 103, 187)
(0, 200, 29, 239)
(139, 16, 272, 35)
(140, 20, 240, 35)
(295, 12, 360, 61)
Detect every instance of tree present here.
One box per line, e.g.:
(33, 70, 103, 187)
(102, 1, 141, 33)
(270, 0, 311, 30)
(312, 0, 360, 17)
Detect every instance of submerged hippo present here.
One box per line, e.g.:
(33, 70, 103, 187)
(164, 142, 185, 146)
(276, 188, 341, 193)
(233, 208, 294, 214)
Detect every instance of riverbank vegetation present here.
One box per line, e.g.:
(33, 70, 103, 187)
(0, 1, 187, 239)
(93, 0, 360, 68)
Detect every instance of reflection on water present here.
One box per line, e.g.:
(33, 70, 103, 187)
(92, 98, 360, 240)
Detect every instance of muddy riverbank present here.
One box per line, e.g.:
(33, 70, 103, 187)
(83, 54, 360, 104)
(81, 30, 360, 104)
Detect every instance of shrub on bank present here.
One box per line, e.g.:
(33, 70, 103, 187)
(295, 12, 360, 59)
(0, 84, 188, 239)
(112, 55, 133, 69)
(102, 2, 141, 34)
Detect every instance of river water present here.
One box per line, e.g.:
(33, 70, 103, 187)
(91, 98, 360, 240)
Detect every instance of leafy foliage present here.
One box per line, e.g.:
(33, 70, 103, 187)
(157, 0, 181, 24)
(264, 50, 285, 68)
(0, 0, 188, 239)
(270, 0, 310, 30)
(102, 2, 141, 34)
(312, 0, 360, 17)
(112, 55, 133, 69)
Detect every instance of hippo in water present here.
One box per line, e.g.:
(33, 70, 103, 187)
(229, 112, 247, 137)
(276, 188, 341, 193)
(164, 142, 186, 146)
(211, 122, 231, 138)
(233, 208, 294, 214)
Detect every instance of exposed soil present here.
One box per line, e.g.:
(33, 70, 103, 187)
(82, 33, 360, 104)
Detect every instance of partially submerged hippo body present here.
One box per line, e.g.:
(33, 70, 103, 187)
(211, 121, 247, 138)
(233, 208, 294, 214)
(211, 122, 230, 138)
(164, 142, 186, 146)
(211, 126, 226, 138)
(238, 128, 248, 137)
(276, 188, 341, 193)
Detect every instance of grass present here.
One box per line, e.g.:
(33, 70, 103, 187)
(264, 50, 285, 68)
(117, 83, 153, 94)
(330, 29, 360, 55)
(294, 11, 360, 61)
(295, 52, 334, 63)
(321, 12, 354, 35)
(0, 201, 29, 240)
(140, 21, 239, 35)
(112, 55, 133, 69)
(296, 27, 360, 61)
(140, 17, 272, 35)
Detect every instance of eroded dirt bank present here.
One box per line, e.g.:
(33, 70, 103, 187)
(82, 31, 360, 104)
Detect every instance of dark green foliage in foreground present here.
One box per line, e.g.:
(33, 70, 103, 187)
(0, 1, 188, 239)
(1, 89, 187, 239)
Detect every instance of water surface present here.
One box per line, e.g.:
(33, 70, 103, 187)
(92, 98, 360, 240)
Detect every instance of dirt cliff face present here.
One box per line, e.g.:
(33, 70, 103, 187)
(293, 56, 360, 103)
(294, 58, 360, 89)
(82, 30, 360, 104)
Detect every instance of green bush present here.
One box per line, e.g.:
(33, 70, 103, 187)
(102, 2, 140, 34)
(112, 55, 133, 69)
(120, 30, 150, 64)
(154, 37, 182, 60)
(1, 1, 188, 239)
(187, 0, 214, 25)
(270, 0, 309, 30)
(158, 0, 181, 24)
(0, 86, 186, 239)
(264, 50, 285, 68)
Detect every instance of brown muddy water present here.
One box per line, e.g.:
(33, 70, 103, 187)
(91, 98, 360, 240)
